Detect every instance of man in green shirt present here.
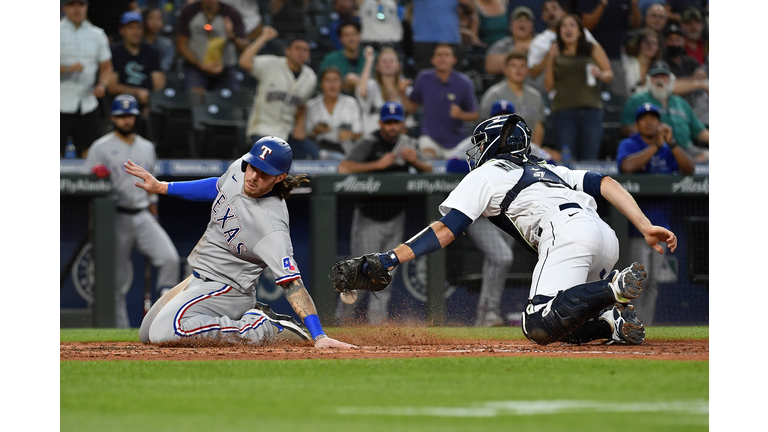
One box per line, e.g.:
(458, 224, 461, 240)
(621, 61, 709, 162)
(319, 19, 373, 94)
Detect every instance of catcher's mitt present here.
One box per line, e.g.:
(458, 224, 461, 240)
(331, 253, 392, 293)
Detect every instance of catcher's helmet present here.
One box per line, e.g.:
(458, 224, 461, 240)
(241, 136, 293, 176)
(111, 94, 141, 116)
(466, 114, 531, 170)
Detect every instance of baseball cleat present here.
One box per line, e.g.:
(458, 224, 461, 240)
(607, 262, 647, 303)
(474, 311, 505, 327)
(252, 301, 311, 343)
(600, 303, 645, 345)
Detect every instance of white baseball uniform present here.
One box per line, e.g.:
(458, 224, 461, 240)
(84, 132, 180, 329)
(439, 156, 619, 301)
(246, 55, 317, 139)
(304, 93, 363, 156)
(147, 158, 302, 343)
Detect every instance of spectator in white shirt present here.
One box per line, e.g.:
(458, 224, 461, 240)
(60, 0, 113, 157)
(305, 67, 365, 160)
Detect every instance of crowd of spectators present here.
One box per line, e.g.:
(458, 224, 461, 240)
(60, 0, 709, 164)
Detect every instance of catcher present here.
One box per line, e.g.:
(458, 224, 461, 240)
(331, 113, 678, 345)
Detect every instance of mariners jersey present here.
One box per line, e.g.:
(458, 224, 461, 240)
(439, 156, 602, 252)
(246, 55, 317, 139)
(186, 158, 301, 293)
(84, 132, 157, 209)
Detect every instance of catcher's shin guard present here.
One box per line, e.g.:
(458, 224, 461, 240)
(522, 280, 617, 345)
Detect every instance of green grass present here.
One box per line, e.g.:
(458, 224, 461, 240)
(60, 326, 708, 432)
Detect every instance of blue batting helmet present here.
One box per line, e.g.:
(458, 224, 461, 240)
(466, 114, 531, 170)
(241, 136, 293, 176)
(490, 99, 515, 116)
(111, 94, 141, 116)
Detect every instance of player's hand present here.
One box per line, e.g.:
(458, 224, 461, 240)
(259, 25, 278, 42)
(376, 152, 397, 169)
(644, 225, 677, 254)
(449, 103, 463, 119)
(314, 336, 358, 349)
(124, 159, 167, 195)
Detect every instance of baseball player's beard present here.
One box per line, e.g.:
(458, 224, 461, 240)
(113, 124, 135, 138)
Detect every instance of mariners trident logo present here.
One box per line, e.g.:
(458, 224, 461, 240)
(259, 145, 273, 160)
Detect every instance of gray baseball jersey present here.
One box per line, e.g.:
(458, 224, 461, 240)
(84, 132, 158, 208)
(246, 55, 317, 139)
(186, 158, 301, 293)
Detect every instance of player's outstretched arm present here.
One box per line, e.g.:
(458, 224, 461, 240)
(125, 159, 168, 194)
(281, 279, 357, 349)
(599, 176, 677, 253)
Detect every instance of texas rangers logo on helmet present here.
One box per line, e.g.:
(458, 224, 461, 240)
(259, 145, 273, 160)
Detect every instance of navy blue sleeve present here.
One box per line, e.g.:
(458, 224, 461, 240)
(439, 209, 473, 238)
(167, 177, 219, 201)
(583, 171, 605, 200)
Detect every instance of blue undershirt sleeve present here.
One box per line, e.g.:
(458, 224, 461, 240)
(583, 171, 606, 200)
(166, 177, 219, 201)
(439, 209, 473, 238)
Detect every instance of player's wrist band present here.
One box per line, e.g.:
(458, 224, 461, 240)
(377, 251, 400, 268)
(404, 226, 442, 258)
(304, 314, 326, 341)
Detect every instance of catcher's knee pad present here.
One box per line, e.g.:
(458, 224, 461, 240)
(522, 280, 616, 345)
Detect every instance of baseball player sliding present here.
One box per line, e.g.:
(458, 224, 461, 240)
(127, 136, 355, 349)
(333, 113, 678, 345)
(84, 94, 180, 329)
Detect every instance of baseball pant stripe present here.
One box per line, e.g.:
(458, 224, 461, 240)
(173, 285, 234, 336)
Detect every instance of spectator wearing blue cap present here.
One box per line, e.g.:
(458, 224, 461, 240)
(621, 60, 708, 162)
(108, 11, 166, 136)
(336, 101, 432, 325)
(615, 101, 693, 326)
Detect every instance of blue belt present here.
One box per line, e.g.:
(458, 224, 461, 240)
(559, 202, 582, 211)
(192, 270, 213, 282)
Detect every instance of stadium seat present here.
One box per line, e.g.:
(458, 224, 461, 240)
(205, 88, 256, 111)
(149, 88, 199, 158)
(191, 104, 248, 159)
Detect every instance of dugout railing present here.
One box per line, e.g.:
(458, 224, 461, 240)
(60, 174, 116, 328)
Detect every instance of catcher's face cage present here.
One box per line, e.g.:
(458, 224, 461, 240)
(466, 114, 510, 170)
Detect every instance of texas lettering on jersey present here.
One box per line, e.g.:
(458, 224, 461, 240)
(212, 192, 247, 255)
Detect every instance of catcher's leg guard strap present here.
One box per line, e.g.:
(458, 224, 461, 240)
(523, 280, 616, 345)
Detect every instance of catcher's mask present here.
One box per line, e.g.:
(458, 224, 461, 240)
(241, 136, 293, 176)
(466, 114, 532, 170)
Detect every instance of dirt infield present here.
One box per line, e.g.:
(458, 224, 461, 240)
(60, 327, 708, 362)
